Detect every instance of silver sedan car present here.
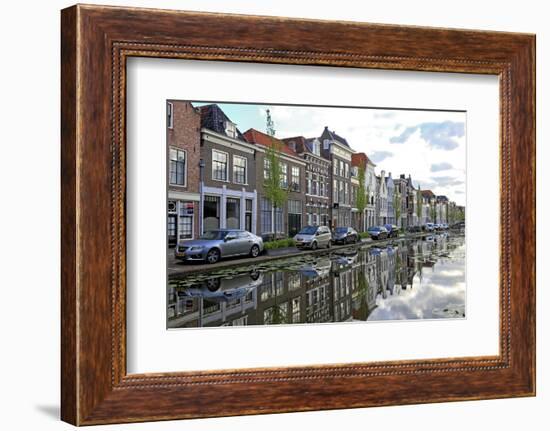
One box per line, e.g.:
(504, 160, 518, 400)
(174, 229, 264, 264)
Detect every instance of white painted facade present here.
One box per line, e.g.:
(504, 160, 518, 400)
(365, 160, 377, 229)
(199, 184, 258, 234)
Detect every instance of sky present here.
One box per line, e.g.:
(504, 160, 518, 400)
(192, 101, 466, 206)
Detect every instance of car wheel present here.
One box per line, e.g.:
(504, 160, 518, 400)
(250, 244, 260, 258)
(206, 278, 221, 292)
(311, 241, 318, 250)
(206, 248, 220, 264)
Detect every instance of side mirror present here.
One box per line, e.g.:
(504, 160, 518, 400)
(224, 235, 235, 242)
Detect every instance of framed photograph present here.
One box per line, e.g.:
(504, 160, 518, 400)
(61, 4, 535, 425)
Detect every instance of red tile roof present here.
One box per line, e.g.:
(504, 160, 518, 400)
(243, 128, 299, 157)
(421, 190, 436, 198)
(351, 152, 374, 168)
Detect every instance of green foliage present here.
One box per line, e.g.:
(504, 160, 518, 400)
(355, 163, 368, 231)
(266, 304, 287, 324)
(416, 187, 422, 219)
(356, 164, 367, 214)
(458, 207, 465, 221)
(264, 238, 296, 250)
(263, 139, 289, 212)
(359, 232, 371, 239)
(393, 191, 401, 225)
(430, 201, 437, 222)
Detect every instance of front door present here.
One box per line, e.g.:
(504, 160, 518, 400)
(288, 213, 301, 237)
(245, 213, 252, 233)
(167, 214, 177, 247)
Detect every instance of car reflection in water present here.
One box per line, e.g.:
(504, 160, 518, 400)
(167, 233, 466, 328)
(298, 257, 332, 278)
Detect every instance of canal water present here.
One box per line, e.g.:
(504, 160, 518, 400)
(167, 233, 466, 329)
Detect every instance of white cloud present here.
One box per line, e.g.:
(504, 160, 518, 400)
(263, 106, 465, 205)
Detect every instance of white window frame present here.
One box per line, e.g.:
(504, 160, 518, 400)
(224, 121, 237, 138)
(291, 165, 300, 191)
(211, 149, 229, 182)
(177, 200, 195, 241)
(313, 140, 320, 156)
(280, 162, 288, 188)
(263, 158, 271, 181)
(233, 154, 248, 185)
(168, 146, 187, 187)
(167, 101, 174, 129)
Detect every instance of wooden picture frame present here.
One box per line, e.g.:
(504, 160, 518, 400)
(61, 4, 536, 425)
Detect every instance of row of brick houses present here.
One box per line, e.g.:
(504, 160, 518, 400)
(167, 101, 464, 245)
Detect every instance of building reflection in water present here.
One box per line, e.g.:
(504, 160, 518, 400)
(167, 233, 465, 329)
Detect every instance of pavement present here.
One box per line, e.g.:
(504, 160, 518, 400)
(167, 231, 442, 276)
(167, 237, 376, 276)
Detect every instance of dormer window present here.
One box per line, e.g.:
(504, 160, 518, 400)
(323, 139, 330, 150)
(224, 121, 237, 138)
(312, 139, 321, 156)
(288, 141, 296, 151)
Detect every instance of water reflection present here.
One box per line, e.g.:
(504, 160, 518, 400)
(167, 233, 465, 328)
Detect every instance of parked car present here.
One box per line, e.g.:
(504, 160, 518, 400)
(424, 223, 435, 232)
(174, 229, 264, 264)
(294, 225, 332, 250)
(440, 223, 449, 230)
(384, 224, 400, 238)
(366, 225, 389, 240)
(298, 257, 332, 278)
(176, 271, 263, 302)
(332, 227, 360, 244)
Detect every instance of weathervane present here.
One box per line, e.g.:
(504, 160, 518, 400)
(265, 109, 276, 137)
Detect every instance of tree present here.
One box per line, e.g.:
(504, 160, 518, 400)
(266, 304, 288, 325)
(262, 110, 289, 239)
(355, 270, 373, 320)
(393, 192, 401, 229)
(448, 205, 455, 225)
(430, 200, 437, 223)
(263, 140, 289, 238)
(356, 163, 367, 232)
(416, 187, 422, 223)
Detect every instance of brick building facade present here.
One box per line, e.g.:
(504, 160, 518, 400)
(198, 104, 258, 235)
(166, 102, 462, 248)
(244, 129, 306, 238)
(320, 127, 354, 228)
(166, 100, 201, 245)
(283, 136, 331, 228)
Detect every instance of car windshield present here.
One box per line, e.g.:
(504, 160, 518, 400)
(335, 227, 348, 233)
(368, 227, 380, 231)
(298, 226, 317, 235)
(199, 231, 228, 240)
